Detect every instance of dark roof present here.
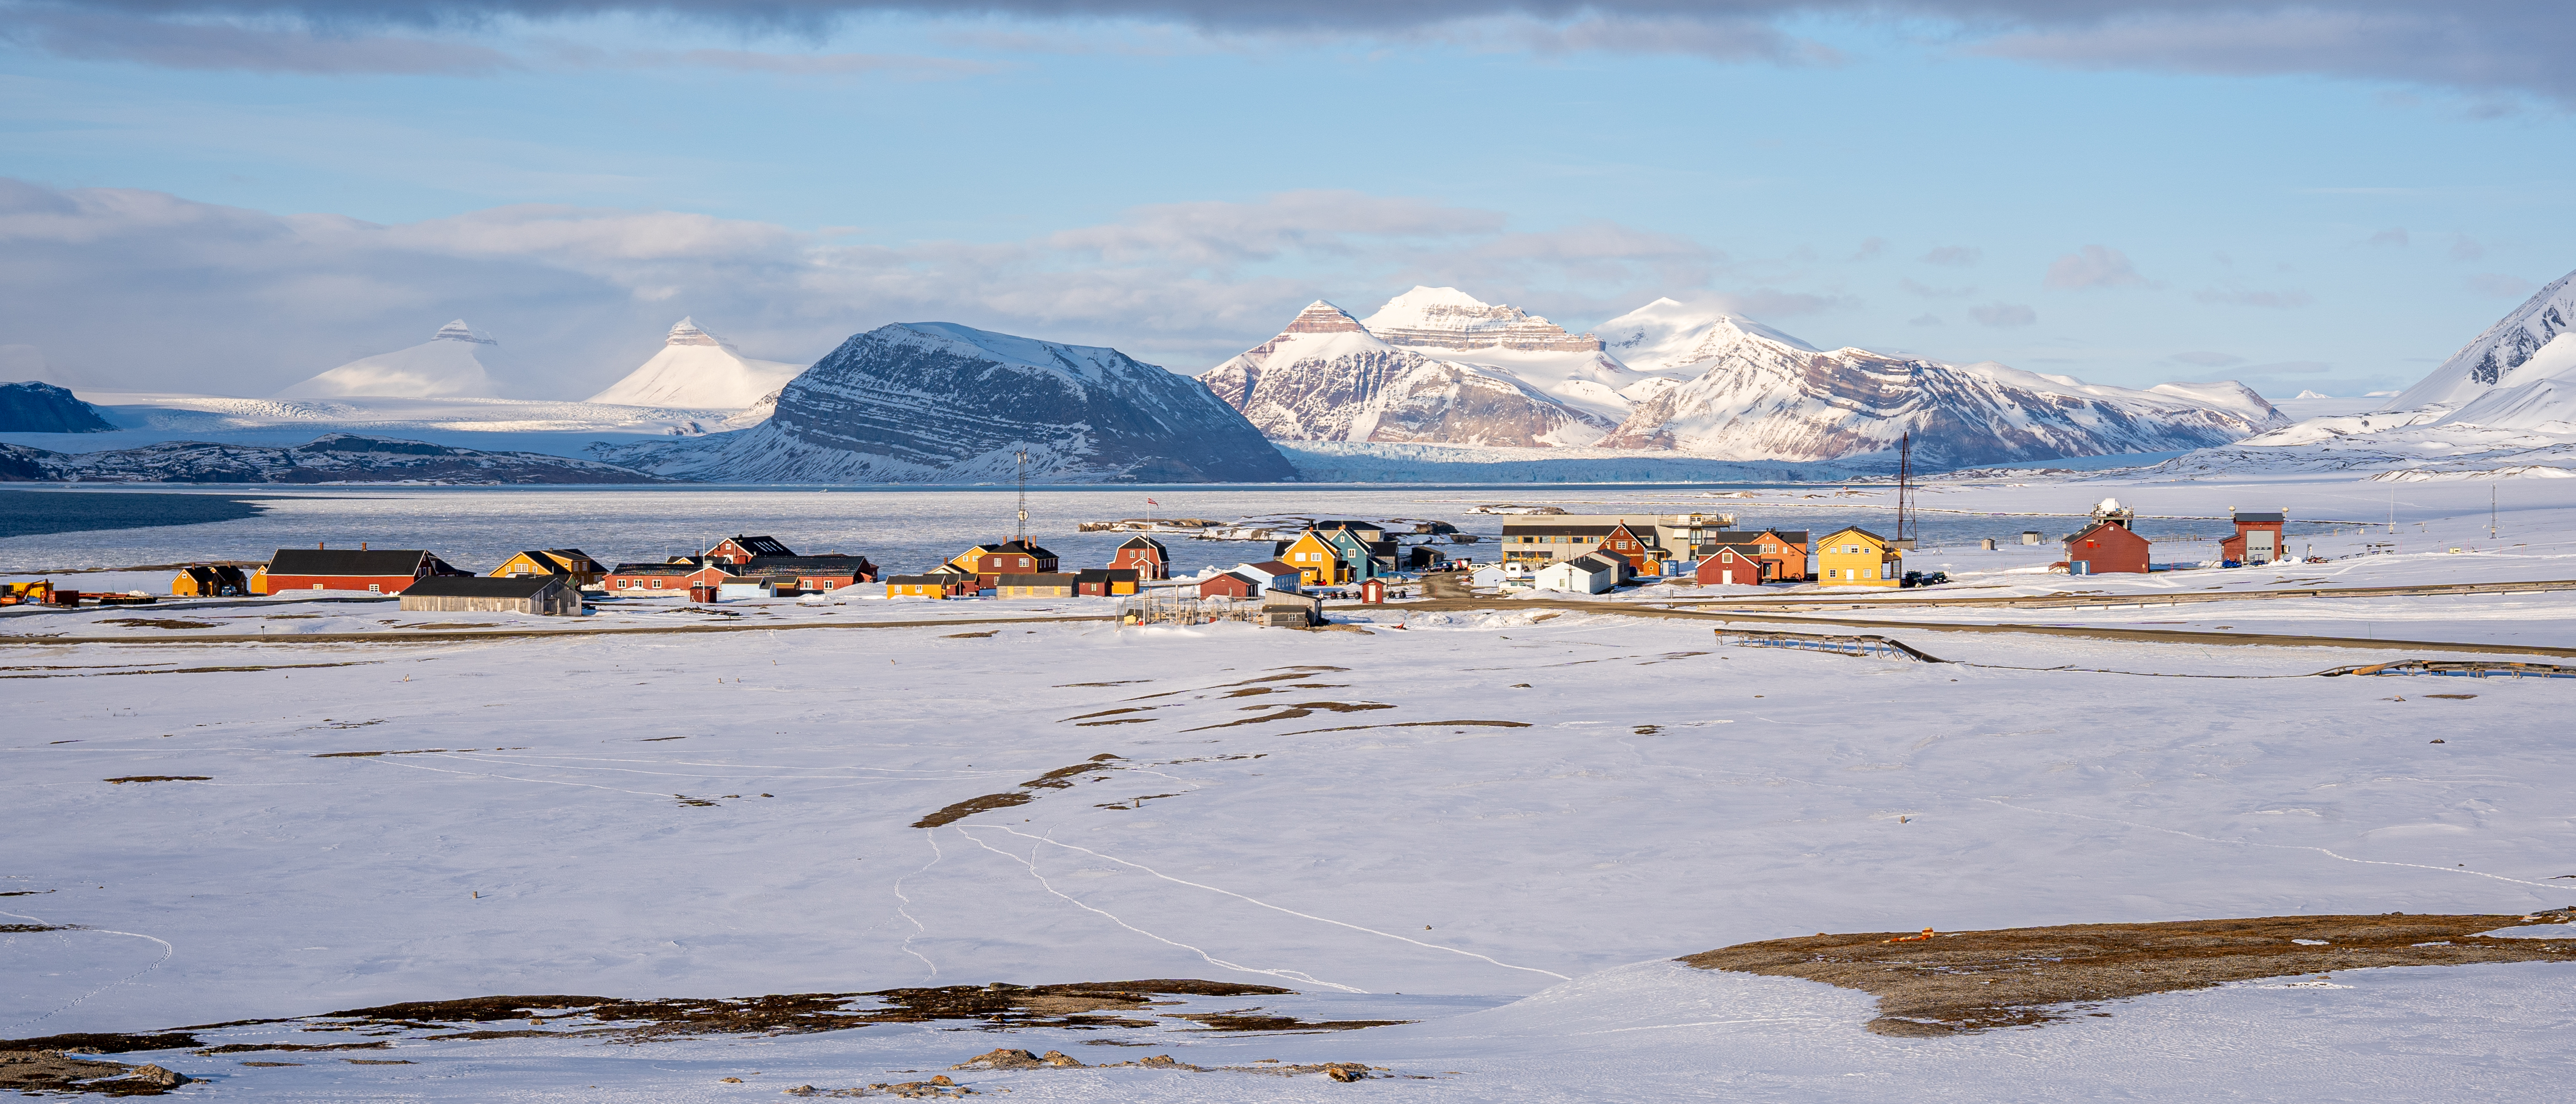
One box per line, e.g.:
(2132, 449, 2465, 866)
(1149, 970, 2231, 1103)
(2233, 511, 2287, 523)
(996, 573, 1079, 587)
(1562, 552, 1626, 572)
(1313, 520, 1383, 531)
(736, 554, 875, 573)
(505, 550, 597, 574)
(610, 561, 703, 574)
(1117, 535, 1169, 553)
(1075, 568, 1140, 582)
(2064, 520, 2147, 544)
(1500, 523, 1618, 536)
(267, 548, 442, 577)
(1703, 529, 1808, 544)
(1242, 560, 1299, 576)
(888, 573, 966, 585)
(974, 540, 1057, 560)
(1819, 526, 1889, 544)
(725, 535, 796, 557)
(402, 575, 565, 599)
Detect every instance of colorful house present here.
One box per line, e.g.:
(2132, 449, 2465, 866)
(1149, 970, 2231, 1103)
(1815, 527, 1901, 587)
(258, 547, 467, 595)
(1197, 570, 1263, 600)
(2222, 509, 2287, 565)
(1236, 560, 1302, 594)
(488, 549, 605, 587)
(171, 564, 251, 597)
(886, 565, 977, 599)
(995, 573, 1079, 598)
(950, 541, 1059, 588)
(1076, 568, 1141, 596)
(1318, 528, 1385, 581)
(2065, 503, 2152, 575)
(1279, 530, 1346, 587)
(1692, 529, 1809, 583)
(1110, 536, 1170, 580)
(733, 555, 877, 594)
(707, 536, 796, 564)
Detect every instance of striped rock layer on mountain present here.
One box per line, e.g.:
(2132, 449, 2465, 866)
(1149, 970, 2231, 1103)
(1205, 290, 2289, 466)
(601, 322, 1292, 483)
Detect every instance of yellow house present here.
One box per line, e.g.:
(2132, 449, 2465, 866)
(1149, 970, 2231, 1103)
(489, 549, 605, 587)
(1280, 530, 1347, 587)
(1815, 526, 1902, 587)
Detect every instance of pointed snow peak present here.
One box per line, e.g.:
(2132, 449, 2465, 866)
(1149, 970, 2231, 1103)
(1360, 286, 1602, 353)
(665, 317, 727, 348)
(432, 319, 497, 346)
(2387, 268, 2576, 410)
(1283, 301, 1365, 335)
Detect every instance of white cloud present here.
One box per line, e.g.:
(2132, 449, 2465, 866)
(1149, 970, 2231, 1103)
(1970, 301, 2037, 327)
(2043, 245, 2152, 290)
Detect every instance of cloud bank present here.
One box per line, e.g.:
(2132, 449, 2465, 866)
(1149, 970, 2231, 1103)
(8, 2, 2572, 102)
(0, 178, 1733, 396)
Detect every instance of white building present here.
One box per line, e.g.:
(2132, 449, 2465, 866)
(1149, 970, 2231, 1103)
(1533, 552, 1622, 595)
(1470, 563, 1528, 590)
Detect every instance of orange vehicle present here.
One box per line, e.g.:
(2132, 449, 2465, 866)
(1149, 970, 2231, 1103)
(0, 580, 54, 606)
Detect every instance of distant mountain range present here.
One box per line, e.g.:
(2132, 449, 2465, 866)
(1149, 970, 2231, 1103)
(1205, 287, 2289, 469)
(0, 433, 660, 484)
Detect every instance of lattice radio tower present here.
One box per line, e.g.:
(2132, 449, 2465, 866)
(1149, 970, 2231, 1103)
(1014, 448, 1030, 543)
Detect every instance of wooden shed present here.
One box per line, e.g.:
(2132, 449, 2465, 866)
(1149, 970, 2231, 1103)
(2065, 520, 2152, 574)
(171, 564, 251, 597)
(398, 574, 583, 616)
(1197, 570, 1261, 600)
(1076, 568, 1140, 596)
(994, 572, 1078, 598)
(2222, 509, 2287, 565)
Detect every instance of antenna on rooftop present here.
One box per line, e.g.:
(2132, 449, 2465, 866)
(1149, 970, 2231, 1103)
(1014, 448, 1030, 543)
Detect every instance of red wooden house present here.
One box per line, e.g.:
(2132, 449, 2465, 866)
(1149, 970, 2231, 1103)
(1694, 529, 1809, 584)
(1596, 522, 1656, 574)
(706, 535, 795, 564)
(2064, 520, 2151, 574)
(2221, 509, 2287, 565)
(259, 547, 466, 595)
(1076, 568, 1141, 596)
(1111, 535, 1170, 580)
(1197, 571, 1261, 600)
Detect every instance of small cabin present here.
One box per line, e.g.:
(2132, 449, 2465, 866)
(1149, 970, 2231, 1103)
(1197, 570, 1262, 600)
(398, 574, 583, 616)
(887, 566, 976, 599)
(2222, 509, 2287, 565)
(171, 564, 251, 598)
(1535, 552, 1622, 595)
(489, 549, 605, 587)
(1816, 526, 1901, 587)
(994, 572, 1078, 599)
(1076, 568, 1140, 596)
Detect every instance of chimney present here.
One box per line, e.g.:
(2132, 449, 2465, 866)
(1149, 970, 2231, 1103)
(318, 541, 325, 549)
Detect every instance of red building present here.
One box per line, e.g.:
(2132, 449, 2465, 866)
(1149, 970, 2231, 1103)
(259, 547, 466, 595)
(2064, 520, 2152, 574)
(1076, 568, 1141, 596)
(1111, 535, 1170, 580)
(1693, 529, 1809, 584)
(706, 535, 796, 564)
(1197, 571, 1260, 600)
(951, 541, 1059, 588)
(2221, 509, 2287, 565)
(1597, 522, 1655, 574)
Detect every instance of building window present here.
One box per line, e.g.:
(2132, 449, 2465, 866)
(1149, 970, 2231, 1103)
(368, 584, 381, 593)
(652, 579, 664, 589)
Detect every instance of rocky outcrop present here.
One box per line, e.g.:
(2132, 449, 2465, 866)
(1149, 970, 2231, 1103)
(0, 381, 115, 433)
(602, 322, 1293, 483)
(3, 433, 662, 483)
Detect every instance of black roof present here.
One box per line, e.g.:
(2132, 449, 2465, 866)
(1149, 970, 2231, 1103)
(1076, 568, 1140, 582)
(1561, 552, 1626, 572)
(609, 561, 699, 574)
(1117, 535, 1169, 553)
(725, 535, 796, 556)
(267, 548, 443, 576)
(402, 575, 565, 599)
(1704, 529, 1809, 544)
(996, 573, 1079, 586)
(736, 554, 875, 573)
(1499, 523, 1618, 536)
(2233, 511, 2287, 523)
(1819, 525, 1889, 543)
(888, 573, 966, 585)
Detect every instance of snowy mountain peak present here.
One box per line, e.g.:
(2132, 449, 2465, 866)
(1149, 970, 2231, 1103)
(1361, 286, 1603, 353)
(2387, 269, 2576, 410)
(664, 317, 731, 348)
(431, 319, 497, 346)
(1594, 299, 1820, 372)
(586, 317, 803, 409)
(1283, 301, 1366, 335)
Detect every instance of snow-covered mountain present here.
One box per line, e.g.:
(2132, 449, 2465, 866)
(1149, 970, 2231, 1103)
(1595, 304, 2288, 466)
(1200, 301, 1613, 448)
(2386, 271, 2576, 412)
(586, 317, 804, 409)
(600, 322, 1293, 483)
(0, 381, 115, 433)
(277, 321, 502, 399)
(1205, 290, 2284, 467)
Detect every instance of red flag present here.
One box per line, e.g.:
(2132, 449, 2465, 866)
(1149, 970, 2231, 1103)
(1146, 498, 1159, 505)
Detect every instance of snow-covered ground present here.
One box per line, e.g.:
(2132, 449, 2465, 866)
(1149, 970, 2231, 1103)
(0, 392, 733, 458)
(6, 475, 2574, 1100)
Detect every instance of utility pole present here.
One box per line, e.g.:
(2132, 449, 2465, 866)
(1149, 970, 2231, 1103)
(1893, 432, 1916, 549)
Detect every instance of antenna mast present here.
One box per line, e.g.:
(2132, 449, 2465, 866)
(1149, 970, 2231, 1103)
(1014, 448, 1030, 543)
(1894, 432, 1915, 548)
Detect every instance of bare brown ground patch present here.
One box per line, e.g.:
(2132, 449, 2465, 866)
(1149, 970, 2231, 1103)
(0, 1050, 191, 1096)
(1185, 701, 1394, 731)
(1682, 912, 2576, 1036)
(96, 619, 219, 630)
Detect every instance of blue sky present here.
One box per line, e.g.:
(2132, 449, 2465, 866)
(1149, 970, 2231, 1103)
(4, 2, 2573, 400)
